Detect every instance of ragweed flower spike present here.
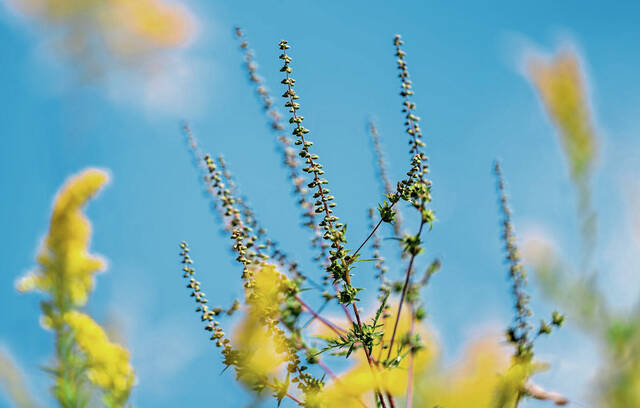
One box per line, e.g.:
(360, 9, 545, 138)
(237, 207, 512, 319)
(494, 161, 534, 361)
(183, 129, 337, 403)
(493, 161, 566, 406)
(394, 35, 429, 182)
(179, 242, 327, 406)
(277, 40, 351, 300)
(278, 40, 390, 408)
(182, 122, 215, 196)
(182, 128, 268, 286)
(234, 28, 329, 271)
(385, 34, 435, 364)
(218, 154, 318, 287)
(201, 153, 261, 286)
(180, 242, 234, 348)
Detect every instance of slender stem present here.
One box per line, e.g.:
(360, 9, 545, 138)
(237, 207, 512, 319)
(351, 306, 388, 408)
(524, 383, 569, 406)
(386, 391, 397, 408)
(286, 392, 303, 405)
(406, 306, 415, 408)
(316, 359, 337, 381)
(386, 222, 425, 361)
(369, 120, 404, 238)
(295, 295, 347, 336)
(285, 315, 369, 408)
(351, 216, 385, 261)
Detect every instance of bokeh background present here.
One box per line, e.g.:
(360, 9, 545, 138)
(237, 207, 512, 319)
(1, 1, 640, 406)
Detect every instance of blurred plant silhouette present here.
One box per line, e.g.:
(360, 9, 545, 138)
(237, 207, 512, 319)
(526, 49, 640, 408)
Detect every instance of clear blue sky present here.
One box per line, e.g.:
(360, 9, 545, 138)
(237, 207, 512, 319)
(2, 1, 640, 407)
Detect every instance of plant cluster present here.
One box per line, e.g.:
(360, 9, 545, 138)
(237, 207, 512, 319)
(175, 31, 569, 407)
(7, 23, 636, 408)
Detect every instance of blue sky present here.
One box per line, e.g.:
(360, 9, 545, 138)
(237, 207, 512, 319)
(1, 1, 640, 407)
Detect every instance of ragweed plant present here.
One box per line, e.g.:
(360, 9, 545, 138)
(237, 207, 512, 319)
(493, 161, 566, 407)
(177, 30, 570, 408)
(16, 169, 135, 408)
(525, 47, 640, 408)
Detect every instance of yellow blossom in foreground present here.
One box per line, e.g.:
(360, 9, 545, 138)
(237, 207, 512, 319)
(231, 264, 289, 389)
(17, 169, 108, 306)
(414, 335, 546, 408)
(64, 311, 135, 405)
(528, 49, 597, 181)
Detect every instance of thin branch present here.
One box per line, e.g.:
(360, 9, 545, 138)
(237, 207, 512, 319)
(294, 295, 347, 336)
(386, 222, 425, 361)
(525, 383, 569, 406)
(406, 306, 415, 408)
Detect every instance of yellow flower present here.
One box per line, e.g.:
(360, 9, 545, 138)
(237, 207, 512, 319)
(528, 49, 597, 181)
(17, 169, 108, 306)
(63, 311, 135, 404)
(231, 264, 290, 388)
(9, 0, 194, 54)
(413, 334, 549, 408)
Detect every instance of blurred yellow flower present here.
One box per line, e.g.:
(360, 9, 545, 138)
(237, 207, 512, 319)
(7, 0, 196, 88)
(103, 0, 193, 53)
(9, 0, 194, 55)
(415, 336, 512, 408)
(64, 311, 135, 405)
(231, 264, 289, 388)
(528, 49, 597, 181)
(17, 168, 108, 306)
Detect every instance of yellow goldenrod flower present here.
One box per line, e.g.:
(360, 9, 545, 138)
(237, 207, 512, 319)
(17, 168, 108, 306)
(63, 311, 135, 405)
(18, 168, 135, 407)
(231, 264, 289, 387)
(528, 49, 597, 182)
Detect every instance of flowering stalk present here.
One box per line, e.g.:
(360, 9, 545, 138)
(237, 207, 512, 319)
(494, 161, 565, 406)
(278, 39, 390, 408)
(234, 27, 330, 271)
(17, 169, 134, 408)
(182, 127, 360, 404)
(495, 161, 534, 360)
(385, 35, 434, 366)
